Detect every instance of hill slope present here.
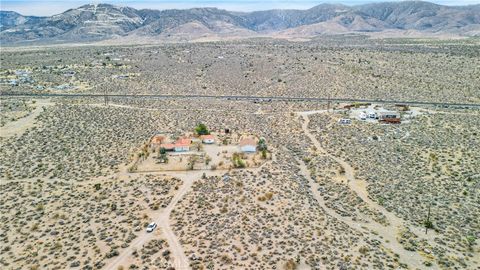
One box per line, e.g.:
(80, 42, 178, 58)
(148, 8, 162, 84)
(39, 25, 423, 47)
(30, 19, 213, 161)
(1, 1, 479, 44)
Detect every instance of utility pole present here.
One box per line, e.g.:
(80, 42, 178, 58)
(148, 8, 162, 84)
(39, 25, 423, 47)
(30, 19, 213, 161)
(103, 77, 109, 106)
(425, 203, 431, 234)
(104, 88, 108, 106)
(327, 91, 331, 112)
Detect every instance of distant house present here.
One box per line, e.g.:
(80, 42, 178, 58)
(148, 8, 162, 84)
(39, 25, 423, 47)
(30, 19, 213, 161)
(201, 134, 215, 144)
(239, 138, 256, 153)
(378, 111, 401, 124)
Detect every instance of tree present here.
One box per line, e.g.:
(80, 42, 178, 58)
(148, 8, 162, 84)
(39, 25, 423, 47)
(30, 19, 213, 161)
(195, 123, 210, 135)
(257, 138, 267, 151)
(194, 142, 203, 151)
(94, 183, 101, 191)
(159, 152, 168, 163)
(466, 235, 476, 251)
(188, 156, 198, 170)
(159, 147, 168, 163)
(232, 153, 246, 168)
(261, 149, 267, 159)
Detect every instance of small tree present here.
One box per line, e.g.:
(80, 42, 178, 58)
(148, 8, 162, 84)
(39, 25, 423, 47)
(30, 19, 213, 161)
(261, 149, 267, 159)
(257, 138, 267, 151)
(194, 142, 203, 151)
(94, 183, 101, 191)
(188, 156, 198, 170)
(466, 235, 476, 251)
(195, 123, 210, 135)
(159, 153, 168, 163)
(232, 153, 246, 168)
(158, 147, 168, 163)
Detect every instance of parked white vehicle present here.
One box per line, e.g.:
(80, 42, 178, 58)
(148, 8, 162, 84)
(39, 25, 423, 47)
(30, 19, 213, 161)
(146, 222, 157, 233)
(359, 113, 367, 120)
(338, 118, 351, 125)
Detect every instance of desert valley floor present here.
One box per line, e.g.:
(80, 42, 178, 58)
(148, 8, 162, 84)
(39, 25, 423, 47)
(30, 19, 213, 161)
(0, 37, 479, 270)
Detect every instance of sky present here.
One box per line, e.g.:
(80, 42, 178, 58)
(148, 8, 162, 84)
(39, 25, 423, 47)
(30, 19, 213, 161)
(1, 0, 479, 16)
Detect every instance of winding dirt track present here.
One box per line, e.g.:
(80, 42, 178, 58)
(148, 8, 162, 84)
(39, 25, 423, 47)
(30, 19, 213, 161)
(1, 99, 52, 138)
(103, 171, 208, 270)
(105, 164, 270, 270)
(297, 112, 439, 269)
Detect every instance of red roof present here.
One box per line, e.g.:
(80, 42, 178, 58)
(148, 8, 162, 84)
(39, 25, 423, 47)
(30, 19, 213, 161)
(201, 135, 215, 140)
(160, 143, 175, 149)
(239, 138, 256, 146)
(176, 138, 191, 145)
(175, 143, 190, 147)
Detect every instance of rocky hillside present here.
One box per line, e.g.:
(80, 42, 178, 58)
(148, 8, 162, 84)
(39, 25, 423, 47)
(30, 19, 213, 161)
(1, 1, 479, 44)
(0, 11, 43, 31)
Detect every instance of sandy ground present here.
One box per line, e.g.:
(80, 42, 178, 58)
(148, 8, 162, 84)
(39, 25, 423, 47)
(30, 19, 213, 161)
(2, 99, 476, 269)
(297, 111, 438, 269)
(105, 164, 253, 270)
(0, 99, 52, 138)
(105, 160, 273, 269)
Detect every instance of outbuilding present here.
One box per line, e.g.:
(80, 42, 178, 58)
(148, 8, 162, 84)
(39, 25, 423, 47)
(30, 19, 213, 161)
(201, 134, 215, 144)
(239, 138, 256, 153)
(378, 111, 401, 123)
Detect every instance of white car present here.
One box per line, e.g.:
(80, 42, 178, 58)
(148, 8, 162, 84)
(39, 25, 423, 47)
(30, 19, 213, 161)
(338, 118, 351, 125)
(146, 222, 157, 233)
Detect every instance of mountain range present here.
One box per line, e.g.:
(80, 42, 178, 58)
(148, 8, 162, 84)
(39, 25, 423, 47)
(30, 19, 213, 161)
(1, 1, 479, 44)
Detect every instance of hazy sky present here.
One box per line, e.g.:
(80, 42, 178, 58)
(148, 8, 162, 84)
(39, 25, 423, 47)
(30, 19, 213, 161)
(1, 0, 479, 16)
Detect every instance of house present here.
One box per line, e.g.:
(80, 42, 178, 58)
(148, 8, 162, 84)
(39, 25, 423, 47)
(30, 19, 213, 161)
(174, 143, 190, 152)
(159, 138, 191, 152)
(174, 138, 191, 152)
(201, 134, 215, 144)
(239, 138, 256, 153)
(378, 111, 401, 124)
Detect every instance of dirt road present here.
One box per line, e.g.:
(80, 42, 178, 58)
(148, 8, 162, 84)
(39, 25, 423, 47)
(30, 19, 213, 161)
(1, 99, 52, 138)
(297, 112, 437, 269)
(104, 171, 207, 270)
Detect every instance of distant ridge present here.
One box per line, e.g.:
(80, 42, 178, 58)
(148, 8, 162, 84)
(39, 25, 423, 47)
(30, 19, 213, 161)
(1, 1, 479, 44)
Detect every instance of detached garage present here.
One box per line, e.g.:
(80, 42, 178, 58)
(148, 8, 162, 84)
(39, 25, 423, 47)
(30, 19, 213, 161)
(239, 138, 256, 153)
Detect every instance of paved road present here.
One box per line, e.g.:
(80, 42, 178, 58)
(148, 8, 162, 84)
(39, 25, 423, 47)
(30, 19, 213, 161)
(2, 92, 479, 108)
